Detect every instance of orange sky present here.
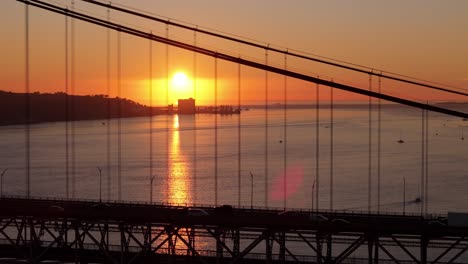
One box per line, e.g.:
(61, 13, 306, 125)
(1, 1, 467, 106)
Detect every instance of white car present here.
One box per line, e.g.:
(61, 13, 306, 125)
(188, 208, 209, 216)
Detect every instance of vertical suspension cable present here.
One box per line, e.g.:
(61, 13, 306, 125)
(368, 74, 372, 212)
(65, 9, 69, 199)
(165, 24, 174, 203)
(106, 5, 111, 200)
(315, 80, 320, 211)
(193, 30, 197, 205)
(377, 75, 382, 212)
(237, 62, 241, 207)
(264, 48, 269, 207)
(25, 2, 31, 197)
(117, 30, 122, 201)
(283, 53, 288, 210)
(425, 106, 429, 214)
(106, 5, 111, 201)
(420, 108, 425, 215)
(330, 82, 334, 211)
(165, 23, 169, 203)
(70, 0, 76, 199)
(214, 57, 218, 206)
(149, 32, 153, 203)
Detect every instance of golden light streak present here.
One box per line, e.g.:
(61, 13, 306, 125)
(168, 115, 191, 205)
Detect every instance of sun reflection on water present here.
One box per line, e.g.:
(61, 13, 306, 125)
(168, 115, 192, 205)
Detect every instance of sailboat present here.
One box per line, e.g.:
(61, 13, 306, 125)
(397, 131, 405, 143)
(278, 136, 283, 144)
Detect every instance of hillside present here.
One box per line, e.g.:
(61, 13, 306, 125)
(0, 91, 162, 125)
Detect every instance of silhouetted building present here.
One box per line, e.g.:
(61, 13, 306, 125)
(167, 104, 174, 114)
(178, 98, 195, 115)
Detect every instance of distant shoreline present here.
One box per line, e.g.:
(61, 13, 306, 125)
(0, 91, 466, 126)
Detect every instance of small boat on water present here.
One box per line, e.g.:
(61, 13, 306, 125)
(397, 131, 405, 143)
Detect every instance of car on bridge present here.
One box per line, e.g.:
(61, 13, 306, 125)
(309, 214, 328, 223)
(187, 208, 209, 216)
(214, 204, 233, 215)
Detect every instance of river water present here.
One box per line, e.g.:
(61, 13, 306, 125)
(0, 103, 467, 214)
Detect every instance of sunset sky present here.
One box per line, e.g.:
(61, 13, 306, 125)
(1, 0, 467, 106)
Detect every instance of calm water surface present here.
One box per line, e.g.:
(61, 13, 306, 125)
(0, 105, 467, 214)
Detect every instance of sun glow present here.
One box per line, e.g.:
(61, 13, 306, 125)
(141, 73, 216, 106)
(172, 72, 189, 87)
(170, 71, 194, 104)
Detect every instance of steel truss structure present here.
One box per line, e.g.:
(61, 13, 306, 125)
(0, 215, 467, 263)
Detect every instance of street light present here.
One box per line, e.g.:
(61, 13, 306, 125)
(1, 168, 7, 197)
(150, 175, 155, 203)
(311, 178, 317, 211)
(97, 167, 102, 203)
(249, 171, 254, 210)
(403, 177, 406, 215)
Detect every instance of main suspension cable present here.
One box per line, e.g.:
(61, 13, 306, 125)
(19, 0, 468, 119)
(81, 0, 468, 97)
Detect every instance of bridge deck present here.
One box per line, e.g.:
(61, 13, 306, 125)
(0, 197, 464, 237)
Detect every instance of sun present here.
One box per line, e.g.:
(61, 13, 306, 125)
(172, 72, 189, 87)
(170, 71, 193, 103)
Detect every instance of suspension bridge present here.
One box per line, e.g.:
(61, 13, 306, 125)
(1, 0, 468, 263)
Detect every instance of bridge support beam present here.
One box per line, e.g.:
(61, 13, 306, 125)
(265, 231, 272, 264)
(368, 235, 374, 264)
(374, 237, 379, 264)
(316, 232, 323, 264)
(326, 234, 332, 264)
(28, 218, 35, 264)
(232, 229, 240, 257)
(215, 228, 224, 262)
(278, 232, 286, 263)
(187, 227, 196, 257)
(421, 235, 428, 264)
(367, 234, 380, 264)
(119, 223, 126, 264)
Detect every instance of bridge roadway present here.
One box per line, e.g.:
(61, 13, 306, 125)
(0, 196, 467, 263)
(0, 196, 462, 235)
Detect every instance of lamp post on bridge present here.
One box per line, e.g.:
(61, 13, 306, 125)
(150, 175, 155, 204)
(311, 178, 317, 212)
(250, 171, 254, 210)
(97, 167, 102, 203)
(403, 177, 406, 215)
(1, 169, 7, 197)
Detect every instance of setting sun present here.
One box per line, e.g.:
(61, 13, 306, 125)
(170, 71, 194, 104)
(172, 72, 189, 87)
